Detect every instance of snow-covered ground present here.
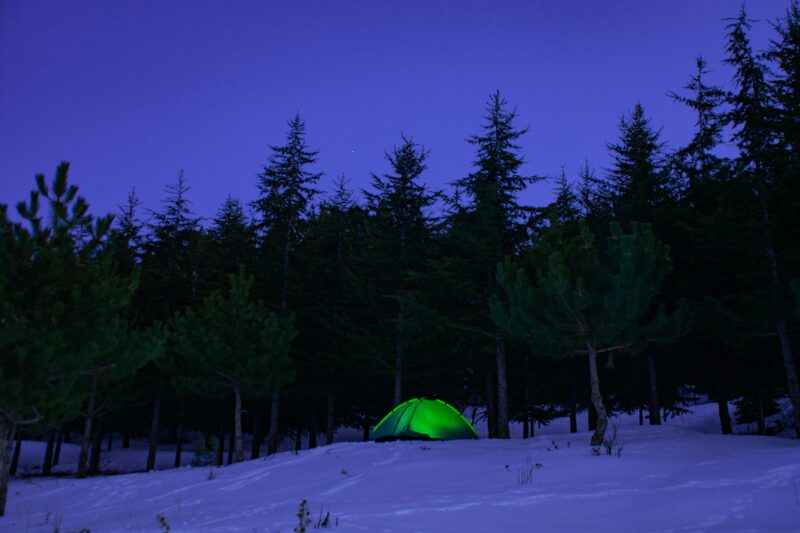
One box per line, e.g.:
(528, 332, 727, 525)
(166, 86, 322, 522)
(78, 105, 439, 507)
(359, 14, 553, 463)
(3, 402, 800, 532)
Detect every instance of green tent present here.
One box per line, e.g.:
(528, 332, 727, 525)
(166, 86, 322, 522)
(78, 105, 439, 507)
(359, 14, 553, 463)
(370, 398, 479, 441)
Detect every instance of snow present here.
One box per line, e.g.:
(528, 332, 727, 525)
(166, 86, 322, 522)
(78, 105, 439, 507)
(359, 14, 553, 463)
(3, 402, 800, 532)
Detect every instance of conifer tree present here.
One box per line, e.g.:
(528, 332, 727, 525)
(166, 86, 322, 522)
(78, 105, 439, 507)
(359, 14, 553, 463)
(290, 177, 372, 447)
(253, 114, 320, 454)
(171, 268, 295, 463)
(207, 196, 256, 290)
(139, 171, 202, 470)
(110, 188, 145, 277)
(668, 56, 755, 434)
(604, 103, 672, 225)
(364, 134, 438, 406)
(669, 57, 728, 205)
(451, 91, 537, 438)
(0, 164, 157, 513)
(492, 222, 683, 446)
(725, 6, 800, 437)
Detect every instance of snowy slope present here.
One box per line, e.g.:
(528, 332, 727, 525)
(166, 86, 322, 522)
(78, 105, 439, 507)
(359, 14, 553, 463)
(3, 402, 800, 533)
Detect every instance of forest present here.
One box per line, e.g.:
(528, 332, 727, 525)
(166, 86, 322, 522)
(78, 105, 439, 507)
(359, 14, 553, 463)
(1, 4, 800, 518)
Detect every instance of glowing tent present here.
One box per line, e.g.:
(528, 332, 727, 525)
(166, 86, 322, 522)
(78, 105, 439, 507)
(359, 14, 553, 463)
(370, 398, 479, 441)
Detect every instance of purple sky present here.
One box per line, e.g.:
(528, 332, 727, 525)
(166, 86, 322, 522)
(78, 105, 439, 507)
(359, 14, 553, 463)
(0, 1, 792, 223)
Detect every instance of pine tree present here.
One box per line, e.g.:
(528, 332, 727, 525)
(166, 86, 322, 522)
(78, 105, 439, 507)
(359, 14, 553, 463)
(451, 91, 537, 439)
(668, 55, 756, 434)
(492, 221, 684, 446)
(669, 57, 727, 206)
(110, 188, 145, 277)
(364, 134, 438, 406)
(0, 163, 158, 512)
(289, 176, 375, 447)
(139, 171, 203, 470)
(725, 6, 800, 437)
(604, 102, 672, 226)
(207, 196, 256, 290)
(253, 114, 321, 454)
(171, 268, 295, 463)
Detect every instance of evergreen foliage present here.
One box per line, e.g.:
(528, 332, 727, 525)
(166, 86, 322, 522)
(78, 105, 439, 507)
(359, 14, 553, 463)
(170, 268, 295, 462)
(492, 222, 685, 445)
(0, 163, 159, 513)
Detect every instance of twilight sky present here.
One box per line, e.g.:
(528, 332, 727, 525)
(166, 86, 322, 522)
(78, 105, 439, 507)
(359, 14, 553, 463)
(0, 1, 792, 222)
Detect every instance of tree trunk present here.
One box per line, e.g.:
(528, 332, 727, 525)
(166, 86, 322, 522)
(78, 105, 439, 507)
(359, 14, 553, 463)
(522, 379, 530, 439)
(267, 386, 281, 455)
(146, 395, 160, 471)
(495, 338, 509, 439)
(107, 431, 113, 452)
(174, 399, 185, 468)
(233, 388, 243, 463)
(281, 229, 292, 307)
(53, 429, 64, 466)
(42, 429, 56, 476)
(362, 421, 370, 442)
(648, 352, 661, 425)
(394, 305, 404, 406)
(639, 405, 644, 426)
(227, 417, 235, 465)
(756, 183, 800, 437)
(587, 344, 608, 446)
(756, 387, 766, 435)
(0, 420, 18, 517)
(251, 409, 262, 460)
(122, 426, 130, 449)
(294, 426, 302, 452)
(77, 389, 96, 478)
(569, 372, 578, 434)
(89, 420, 103, 475)
(485, 370, 497, 438)
(309, 409, 318, 449)
(777, 320, 800, 437)
(326, 394, 335, 445)
(714, 365, 732, 435)
(9, 436, 20, 476)
(216, 422, 225, 467)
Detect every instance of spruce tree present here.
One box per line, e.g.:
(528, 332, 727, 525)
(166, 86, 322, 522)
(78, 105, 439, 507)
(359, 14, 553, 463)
(290, 177, 374, 447)
(725, 6, 800, 437)
(604, 102, 672, 226)
(669, 56, 756, 434)
(207, 196, 256, 290)
(253, 114, 320, 454)
(451, 91, 537, 438)
(139, 171, 203, 470)
(364, 134, 438, 406)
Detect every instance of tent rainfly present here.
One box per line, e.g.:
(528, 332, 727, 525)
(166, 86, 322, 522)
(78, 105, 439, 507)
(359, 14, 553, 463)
(370, 398, 479, 441)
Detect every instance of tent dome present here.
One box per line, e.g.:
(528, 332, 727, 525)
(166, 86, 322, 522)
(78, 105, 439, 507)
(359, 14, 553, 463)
(370, 398, 478, 441)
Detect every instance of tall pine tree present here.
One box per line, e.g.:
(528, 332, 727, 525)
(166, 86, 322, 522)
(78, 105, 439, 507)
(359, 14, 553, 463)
(253, 114, 320, 453)
(451, 91, 537, 438)
(364, 134, 438, 406)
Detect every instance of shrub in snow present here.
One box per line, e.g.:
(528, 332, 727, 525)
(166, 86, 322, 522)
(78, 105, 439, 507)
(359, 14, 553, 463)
(294, 499, 336, 531)
(157, 512, 170, 532)
(191, 435, 218, 467)
(601, 423, 623, 457)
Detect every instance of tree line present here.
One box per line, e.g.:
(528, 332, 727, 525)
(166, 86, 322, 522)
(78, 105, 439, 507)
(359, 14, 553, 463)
(2, 3, 800, 516)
